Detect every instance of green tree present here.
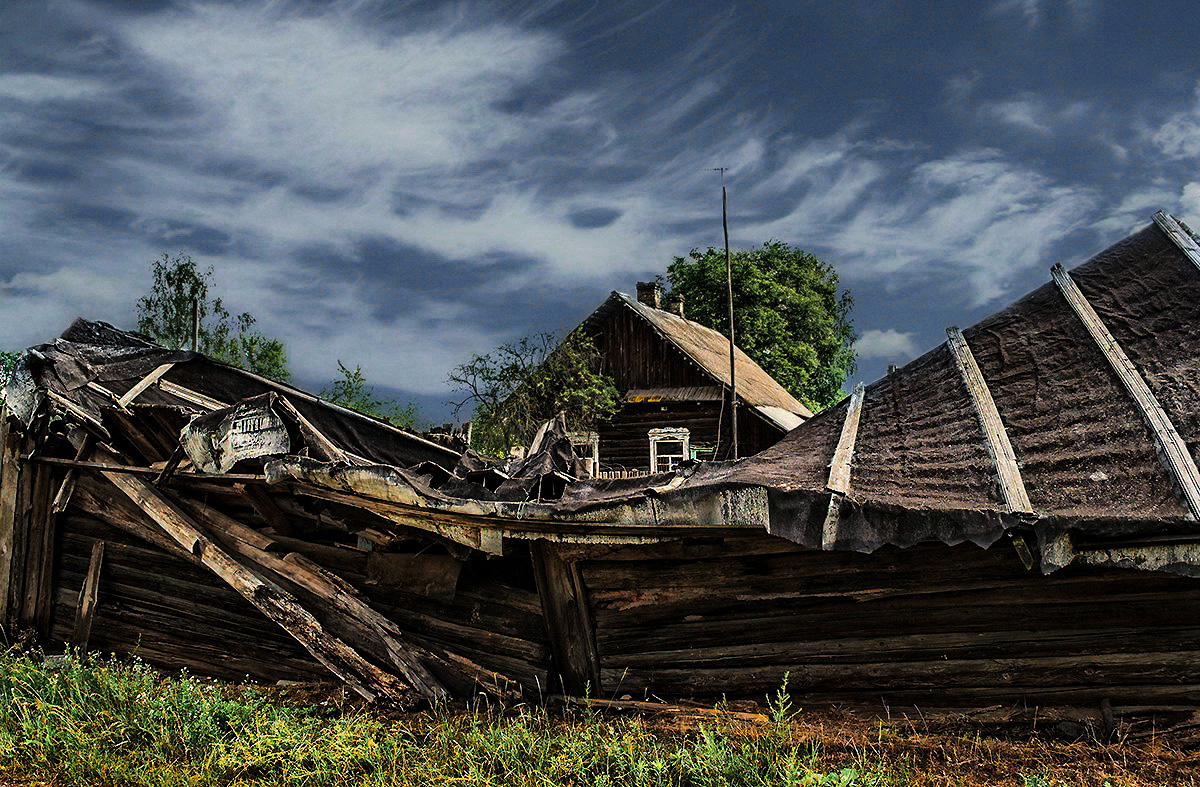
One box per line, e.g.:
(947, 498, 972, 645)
(448, 329, 619, 457)
(666, 241, 856, 411)
(136, 253, 291, 383)
(0, 351, 19, 384)
(323, 361, 419, 429)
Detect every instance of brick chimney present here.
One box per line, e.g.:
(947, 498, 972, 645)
(664, 292, 685, 318)
(635, 281, 661, 309)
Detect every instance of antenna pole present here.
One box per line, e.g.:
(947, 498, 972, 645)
(716, 169, 738, 460)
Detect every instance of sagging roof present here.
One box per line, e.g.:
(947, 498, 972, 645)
(585, 291, 814, 420)
(260, 212, 1200, 576)
(8, 211, 1200, 581)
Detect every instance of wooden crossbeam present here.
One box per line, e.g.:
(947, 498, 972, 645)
(118, 363, 176, 407)
(822, 382, 864, 550)
(1052, 263, 1200, 520)
(1153, 211, 1200, 273)
(946, 328, 1033, 514)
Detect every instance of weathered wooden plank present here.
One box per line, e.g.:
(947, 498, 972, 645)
(1153, 210, 1200, 273)
(70, 540, 104, 650)
(158, 380, 226, 411)
(33, 456, 266, 483)
(0, 407, 19, 627)
(272, 396, 352, 464)
(946, 327, 1033, 514)
(531, 540, 601, 694)
(1052, 263, 1200, 519)
(826, 383, 864, 496)
(117, 363, 176, 408)
(97, 461, 423, 705)
(19, 463, 54, 633)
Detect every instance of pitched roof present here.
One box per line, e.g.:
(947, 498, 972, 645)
(587, 291, 813, 421)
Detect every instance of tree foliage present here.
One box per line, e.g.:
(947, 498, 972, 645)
(136, 253, 291, 383)
(666, 241, 856, 411)
(0, 351, 19, 385)
(323, 361, 419, 430)
(448, 329, 620, 457)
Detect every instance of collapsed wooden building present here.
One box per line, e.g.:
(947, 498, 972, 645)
(5, 211, 1200, 714)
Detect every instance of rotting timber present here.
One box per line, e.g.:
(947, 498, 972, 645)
(7, 212, 1200, 717)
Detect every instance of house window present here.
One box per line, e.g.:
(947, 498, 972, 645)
(649, 427, 690, 472)
(569, 431, 600, 476)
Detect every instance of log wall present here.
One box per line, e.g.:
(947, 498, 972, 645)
(576, 534, 1200, 711)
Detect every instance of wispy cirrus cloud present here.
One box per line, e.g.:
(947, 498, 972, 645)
(856, 329, 918, 361)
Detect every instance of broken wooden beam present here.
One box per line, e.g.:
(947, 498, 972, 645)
(117, 363, 176, 408)
(946, 327, 1033, 515)
(822, 382, 864, 550)
(174, 495, 449, 700)
(70, 540, 105, 650)
(1052, 263, 1200, 520)
(95, 457, 422, 706)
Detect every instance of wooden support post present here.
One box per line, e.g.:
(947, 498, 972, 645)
(822, 383, 864, 550)
(5, 436, 32, 627)
(97, 461, 420, 705)
(118, 363, 176, 408)
(0, 407, 19, 627)
(1153, 210, 1200, 273)
(19, 462, 54, 634)
(70, 540, 104, 650)
(946, 327, 1033, 514)
(531, 540, 600, 695)
(1052, 264, 1200, 519)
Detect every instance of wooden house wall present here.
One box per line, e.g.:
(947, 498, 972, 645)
(575, 535, 1200, 710)
(598, 403, 784, 470)
(587, 308, 786, 470)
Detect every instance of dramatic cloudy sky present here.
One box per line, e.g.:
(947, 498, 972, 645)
(4, 0, 1200, 421)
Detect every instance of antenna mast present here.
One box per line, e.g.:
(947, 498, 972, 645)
(715, 168, 738, 460)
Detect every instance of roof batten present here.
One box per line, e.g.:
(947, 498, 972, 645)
(1051, 263, 1200, 520)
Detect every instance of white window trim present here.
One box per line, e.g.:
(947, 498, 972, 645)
(648, 427, 690, 473)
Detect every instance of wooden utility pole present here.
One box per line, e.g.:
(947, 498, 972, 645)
(191, 297, 200, 352)
(717, 170, 738, 460)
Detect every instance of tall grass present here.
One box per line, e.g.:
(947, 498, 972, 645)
(0, 651, 1190, 786)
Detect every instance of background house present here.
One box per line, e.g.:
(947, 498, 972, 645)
(574, 282, 812, 474)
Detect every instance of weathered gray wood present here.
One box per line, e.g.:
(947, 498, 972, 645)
(173, 495, 469, 700)
(70, 540, 105, 649)
(158, 380, 226, 411)
(531, 540, 600, 694)
(96, 459, 419, 706)
(0, 407, 19, 626)
(822, 383, 864, 550)
(20, 463, 54, 633)
(1153, 210, 1200, 273)
(945, 327, 1033, 514)
(827, 383, 864, 495)
(271, 396, 355, 465)
(117, 363, 176, 407)
(1052, 263, 1200, 519)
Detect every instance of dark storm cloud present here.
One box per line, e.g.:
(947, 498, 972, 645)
(5, 0, 1200, 420)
